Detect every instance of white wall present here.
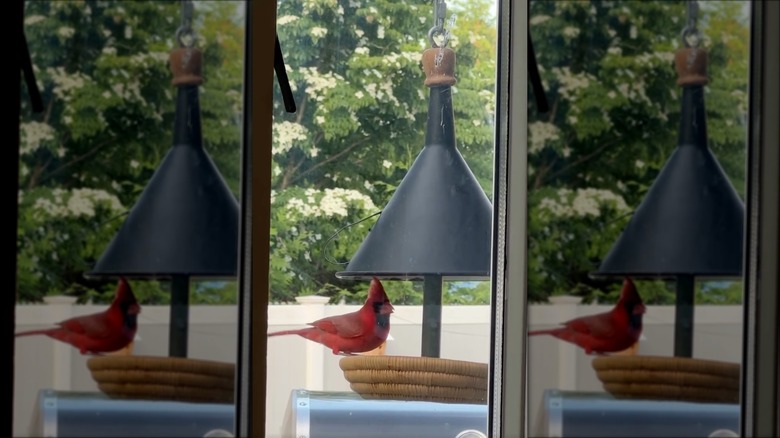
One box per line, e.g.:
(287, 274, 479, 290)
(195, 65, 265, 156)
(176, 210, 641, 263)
(13, 299, 743, 437)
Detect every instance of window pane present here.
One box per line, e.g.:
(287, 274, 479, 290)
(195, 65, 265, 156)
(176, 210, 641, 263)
(15, 1, 245, 436)
(526, 1, 749, 436)
(267, 0, 498, 436)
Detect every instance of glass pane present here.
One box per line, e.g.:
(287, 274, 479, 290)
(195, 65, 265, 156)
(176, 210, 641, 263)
(267, 0, 498, 436)
(15, 1, 245, 436)
(526, 1, 749, 436)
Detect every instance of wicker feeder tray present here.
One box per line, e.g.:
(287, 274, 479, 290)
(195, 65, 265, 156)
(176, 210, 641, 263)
(592, 355, 739, 404)
(87, 355, 235, 404)
(340, 355, 488, 404)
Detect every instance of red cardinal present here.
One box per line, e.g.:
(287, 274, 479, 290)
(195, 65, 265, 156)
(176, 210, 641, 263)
(528, 277, 646, 355)
(15, 277, 141, 355)
(268, 277, 394, 355)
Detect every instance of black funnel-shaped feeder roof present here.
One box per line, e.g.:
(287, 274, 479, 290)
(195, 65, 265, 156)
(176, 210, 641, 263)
(597, 47, 744, 278)
(337, 48, 492, 281)
(87, 47, 239, 279)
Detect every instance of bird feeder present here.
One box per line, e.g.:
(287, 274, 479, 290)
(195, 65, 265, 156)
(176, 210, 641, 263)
(86, 1, 239, 358)
(595, 1, 744, 358)
(336, 0, 493, 358)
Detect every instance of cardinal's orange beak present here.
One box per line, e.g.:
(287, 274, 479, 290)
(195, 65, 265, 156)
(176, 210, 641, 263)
(381, 302, 395, 315)
(129, 303, 142, 315)
(634, 303, 647, 316)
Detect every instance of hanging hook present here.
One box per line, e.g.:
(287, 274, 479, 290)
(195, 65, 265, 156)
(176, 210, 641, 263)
(680, 0, 702, 48)
(175, 0, 196, 48)
(427, 0, 449, 48)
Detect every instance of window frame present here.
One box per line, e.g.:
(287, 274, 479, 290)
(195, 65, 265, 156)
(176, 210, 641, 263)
(741, 1, 780, 436)
(489, 0, 529, 437)
(236, 1, 277, 437)
(487, 1, 780, 437)
(6, 1, 24, 436)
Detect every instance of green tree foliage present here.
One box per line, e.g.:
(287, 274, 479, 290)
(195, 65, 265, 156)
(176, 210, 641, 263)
(17, 0, 748, 306)
(19, 1, 244, 303)
(527, 0, 749, 303)
(270, 0, 497, 303)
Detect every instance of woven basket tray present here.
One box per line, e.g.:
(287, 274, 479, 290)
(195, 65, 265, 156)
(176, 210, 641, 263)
(340, 355, 488, 404)
(592, 355, 739, 404)
(87, 355, 235, 404)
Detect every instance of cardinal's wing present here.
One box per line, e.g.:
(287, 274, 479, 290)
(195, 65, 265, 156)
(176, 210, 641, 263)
(58, 312, 113, 339)
(563, 312, 619, 339)
(308, 311, 366, 338)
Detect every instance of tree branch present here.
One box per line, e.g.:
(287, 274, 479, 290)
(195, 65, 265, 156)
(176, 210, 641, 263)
(26, 157, 53, 190)
(546, 97, 559, 123)
(38, 138, 116, 185)
(291, 136, 371, 185)
(294, 95, 308, 124)
(42, 97, 55, 125)
(545, 135, 624, 184)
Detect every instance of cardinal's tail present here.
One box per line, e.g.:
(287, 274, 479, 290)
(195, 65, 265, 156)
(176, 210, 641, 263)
(15, 328, 55, 338)
(268, 328, 309, 337)
(527, 328, 562, 336)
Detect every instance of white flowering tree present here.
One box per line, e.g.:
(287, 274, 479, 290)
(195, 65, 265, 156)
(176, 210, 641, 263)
(19, 1, 243, 302)
(18, 0, 497, 304)
(18, 0, 747, 305)
(269, 0, 497, 303)
(527, 0, 748, 302)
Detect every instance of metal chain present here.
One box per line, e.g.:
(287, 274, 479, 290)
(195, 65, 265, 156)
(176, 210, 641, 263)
(175, 0, 195, 48)
(681, 0, 702, 48)
(428, 0, 450, 48)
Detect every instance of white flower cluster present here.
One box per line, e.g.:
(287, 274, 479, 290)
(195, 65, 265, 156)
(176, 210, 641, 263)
(310, 27, 328, 39)
(31, 188, 124, 219)
(299, 67, 343, 102)
(530, 15, 550, 25)
(111, 81, 145, 104)
(634, 51, 674, 67)
(616, 78, 652, 107)
(277, 15, 299, 26)
(46, 67, 89, 102)
(479, 89, 495, 114)
(129, 52, 168, 67)
(538, 188, 629, 218)
(25, 15, 46, 25)
(552, 67, 594, 100)
(562, 26, 580, 38)
(303, 0, 339, 15)
(285, 188, 376, 218)
(731, 89, 748, 114)
(272, 121, 309, 155)
(363, 79, 400, 107)
(381, 51, 420, 69)
(528, 121, 561, 154)
(20, 122, 55, 155)
(50, 1, 85, 12)
(57, 26, 76, 39)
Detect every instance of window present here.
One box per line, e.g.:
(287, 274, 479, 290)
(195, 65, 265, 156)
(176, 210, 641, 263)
(9, 1, 778, 437)
(263, 0, 498, 436)
(491, 0, 779, 437)
(14, 2, 245, 436)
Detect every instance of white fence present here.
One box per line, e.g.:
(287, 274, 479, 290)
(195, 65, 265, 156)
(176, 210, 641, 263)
(13, 297, 743, 437)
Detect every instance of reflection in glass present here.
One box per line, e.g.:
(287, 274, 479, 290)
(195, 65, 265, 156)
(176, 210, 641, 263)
(267, 0, 497, 436)
(527, 1, 749, 436)
(15, 1, 245, 436)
